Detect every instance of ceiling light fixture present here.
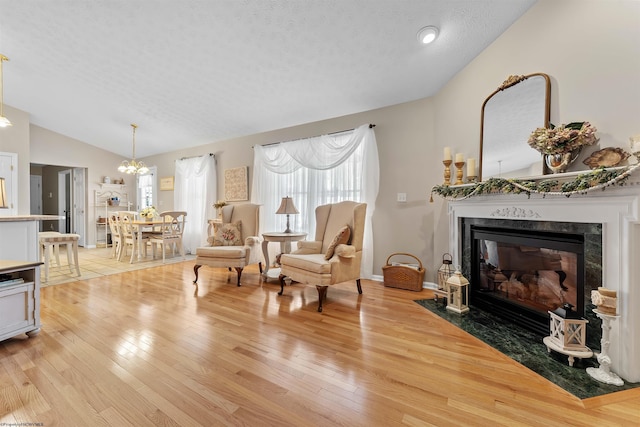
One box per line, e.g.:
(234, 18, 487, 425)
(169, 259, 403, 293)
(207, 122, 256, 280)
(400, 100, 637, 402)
(0, 54, 12, 128)
(118, 123, 149, 175)
(417, 26, 439, 45)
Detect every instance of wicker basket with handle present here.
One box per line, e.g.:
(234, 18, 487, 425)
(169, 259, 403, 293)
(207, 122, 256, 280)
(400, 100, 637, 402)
(382, 253, 425, 291)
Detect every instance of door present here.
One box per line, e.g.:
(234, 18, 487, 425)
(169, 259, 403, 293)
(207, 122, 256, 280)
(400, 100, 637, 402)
(73, 168, 86, 246)
(30, 175, 43, 231)
(58, 170, 71, 233)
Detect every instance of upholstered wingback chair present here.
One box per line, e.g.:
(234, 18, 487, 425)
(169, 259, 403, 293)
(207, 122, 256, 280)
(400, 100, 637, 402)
(193, 204, 262, 286)
(278, 201, 366, 312)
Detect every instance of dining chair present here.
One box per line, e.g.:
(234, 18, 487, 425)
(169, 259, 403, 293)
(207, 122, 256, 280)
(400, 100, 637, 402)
(149, 211, 187, 263)
(118, 211, 150, 263)
(108, 214, 123, 259)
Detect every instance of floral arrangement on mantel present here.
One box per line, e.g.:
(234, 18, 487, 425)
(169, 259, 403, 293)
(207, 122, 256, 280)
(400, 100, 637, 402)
(527, 122, 599, 155)
(430, 163, 640, 202)
(140, 206, 158, 219)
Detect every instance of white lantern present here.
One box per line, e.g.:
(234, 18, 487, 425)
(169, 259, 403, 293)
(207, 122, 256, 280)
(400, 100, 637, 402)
(446, 268, 469, 314)
(543, 303, 592, 367)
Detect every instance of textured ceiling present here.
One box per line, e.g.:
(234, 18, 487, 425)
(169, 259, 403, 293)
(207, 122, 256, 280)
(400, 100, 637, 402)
(0, 0, 536, 158)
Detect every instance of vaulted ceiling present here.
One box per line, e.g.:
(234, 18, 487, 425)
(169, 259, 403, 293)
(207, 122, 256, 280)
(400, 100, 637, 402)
(0, 0, 537, 157)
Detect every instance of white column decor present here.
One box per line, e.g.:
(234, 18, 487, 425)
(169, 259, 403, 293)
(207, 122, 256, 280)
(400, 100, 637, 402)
(586, 311, 624, 386)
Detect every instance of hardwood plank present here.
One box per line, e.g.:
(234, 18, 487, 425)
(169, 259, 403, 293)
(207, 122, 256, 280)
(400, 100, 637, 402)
(0, 256, 637, 426)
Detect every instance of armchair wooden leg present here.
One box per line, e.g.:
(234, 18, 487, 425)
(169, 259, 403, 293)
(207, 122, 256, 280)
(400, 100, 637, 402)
(278, 274, 286, 295)
(356, 278, 362, 294)
(193, 264, 202, 284)
(234, 267, 243, 286)
(258, 262, 263, 274)
(316, 285, 328, 312)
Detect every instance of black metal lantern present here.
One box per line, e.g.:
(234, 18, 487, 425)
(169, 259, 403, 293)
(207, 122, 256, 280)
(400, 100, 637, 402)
(437, 253, 454, 291)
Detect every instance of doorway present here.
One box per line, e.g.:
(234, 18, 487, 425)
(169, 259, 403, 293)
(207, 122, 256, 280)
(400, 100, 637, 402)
(58, 169, 71, 233)
(30, 164, 87, 246)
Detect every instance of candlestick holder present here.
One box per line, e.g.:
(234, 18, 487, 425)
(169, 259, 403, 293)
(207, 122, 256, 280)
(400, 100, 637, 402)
(443, 160, 452, 185)
(466, 175, 478, 184)
(586, 310, 624, 386)
(454, 161, 465, 185)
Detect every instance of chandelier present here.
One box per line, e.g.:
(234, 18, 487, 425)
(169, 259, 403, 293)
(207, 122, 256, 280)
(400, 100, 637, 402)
(0, 54, 11, 128)
(118, 123, 149, 175)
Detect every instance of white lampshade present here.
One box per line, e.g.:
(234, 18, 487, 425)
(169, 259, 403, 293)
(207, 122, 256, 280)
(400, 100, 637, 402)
(276, 197, 299, 215)
(0, 54, 11, 128)
(276, 197, 299, 233)
(0, 177, 7, 208)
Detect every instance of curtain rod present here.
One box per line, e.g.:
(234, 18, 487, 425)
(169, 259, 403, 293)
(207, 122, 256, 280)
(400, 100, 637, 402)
(178, 153, 215, 161)
(255, 123, 376, 148)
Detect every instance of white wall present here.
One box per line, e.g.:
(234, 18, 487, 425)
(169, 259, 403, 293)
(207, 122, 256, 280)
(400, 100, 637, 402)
(433, 0, 640, 256)
(29, 125, 137, 246)
(0, 105, 30, 214)
(6, 0, 639, 280)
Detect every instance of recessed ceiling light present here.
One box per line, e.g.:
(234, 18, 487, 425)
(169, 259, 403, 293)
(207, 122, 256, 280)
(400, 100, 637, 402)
(417, 26, 439, 45)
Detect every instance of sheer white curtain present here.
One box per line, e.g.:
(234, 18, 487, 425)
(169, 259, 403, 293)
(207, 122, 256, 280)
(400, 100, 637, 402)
(251, 124, 379, 278)
(174, 155, 216, 254)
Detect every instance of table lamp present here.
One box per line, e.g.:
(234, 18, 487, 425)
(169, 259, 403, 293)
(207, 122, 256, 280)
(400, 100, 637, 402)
(0, 178, 7, 208)
(276, 197, 299, 233)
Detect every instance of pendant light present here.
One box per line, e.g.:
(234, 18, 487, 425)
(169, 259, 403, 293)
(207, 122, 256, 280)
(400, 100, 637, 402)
(0, 54, 11, 128)
(118, 123, 149, 175)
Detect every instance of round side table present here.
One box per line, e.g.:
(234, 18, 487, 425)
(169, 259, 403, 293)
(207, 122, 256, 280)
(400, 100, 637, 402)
(261, 231, 307, 280)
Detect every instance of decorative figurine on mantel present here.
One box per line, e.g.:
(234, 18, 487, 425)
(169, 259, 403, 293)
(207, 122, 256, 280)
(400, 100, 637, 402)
(587, 287, 624, 386)
(454, 153, 465, 185)
(543, 303, 592, 367)
(443, 147, 452, 185)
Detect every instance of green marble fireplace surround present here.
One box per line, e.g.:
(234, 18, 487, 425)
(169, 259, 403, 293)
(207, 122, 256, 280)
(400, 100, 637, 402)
(460, 217, 601, 349)
(447, 179, 640, 383)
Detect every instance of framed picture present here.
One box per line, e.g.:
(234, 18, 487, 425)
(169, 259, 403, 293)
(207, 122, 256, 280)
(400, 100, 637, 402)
(160, 176, 174, 191)
(224, 166, 249, 201)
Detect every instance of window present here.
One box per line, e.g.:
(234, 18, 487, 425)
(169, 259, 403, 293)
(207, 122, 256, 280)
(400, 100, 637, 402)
(251, 124, 379, 277)
(137, 166, 157, 211)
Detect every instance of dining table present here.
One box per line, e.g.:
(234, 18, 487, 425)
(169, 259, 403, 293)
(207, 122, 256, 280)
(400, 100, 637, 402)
(130, 219, 164, 261)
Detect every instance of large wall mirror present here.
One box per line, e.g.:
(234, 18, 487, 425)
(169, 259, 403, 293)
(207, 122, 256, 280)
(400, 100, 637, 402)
(479, 73, 550, 181)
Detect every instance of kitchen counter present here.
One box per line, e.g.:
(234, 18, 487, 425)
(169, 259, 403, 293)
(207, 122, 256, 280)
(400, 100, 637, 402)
(0, 215, 63, 262)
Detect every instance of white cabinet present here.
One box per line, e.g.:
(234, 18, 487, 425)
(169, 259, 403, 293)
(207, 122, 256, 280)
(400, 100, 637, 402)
(94, 185, 130, 247)
(0, 260, 42, 342)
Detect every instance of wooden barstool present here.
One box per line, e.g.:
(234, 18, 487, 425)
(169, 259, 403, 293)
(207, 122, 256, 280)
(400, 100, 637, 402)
(38, 233, 81, 282)
(38, 231, 63, 267)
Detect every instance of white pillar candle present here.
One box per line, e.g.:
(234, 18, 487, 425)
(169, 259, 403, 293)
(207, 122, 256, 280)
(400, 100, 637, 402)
(455, 153, 464, 163)
(444, 147, 452, 161)
(467, 158, 476, 176)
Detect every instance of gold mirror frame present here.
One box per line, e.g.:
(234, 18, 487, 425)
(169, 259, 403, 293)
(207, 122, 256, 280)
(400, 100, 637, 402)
(479, 73, 551, 182)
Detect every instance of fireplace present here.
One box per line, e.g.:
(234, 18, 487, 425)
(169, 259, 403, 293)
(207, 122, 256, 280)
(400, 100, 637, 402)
(446, 184, 640, 382)
(460, 217, 600, 345)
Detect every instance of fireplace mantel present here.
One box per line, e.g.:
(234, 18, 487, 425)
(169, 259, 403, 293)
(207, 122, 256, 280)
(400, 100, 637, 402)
(448, 179, 640, 382)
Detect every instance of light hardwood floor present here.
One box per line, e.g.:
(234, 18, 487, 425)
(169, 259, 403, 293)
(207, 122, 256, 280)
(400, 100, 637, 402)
(41, 246, 195, 287)
(2, 258, 639, 426)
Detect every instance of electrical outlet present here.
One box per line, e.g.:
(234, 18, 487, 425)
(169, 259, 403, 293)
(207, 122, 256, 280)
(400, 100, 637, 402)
(397, 193, 407, 203)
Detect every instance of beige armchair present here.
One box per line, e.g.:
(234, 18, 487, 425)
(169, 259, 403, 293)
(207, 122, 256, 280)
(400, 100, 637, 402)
(278, 201, 367, 312)
(193, 204, 262, 286)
